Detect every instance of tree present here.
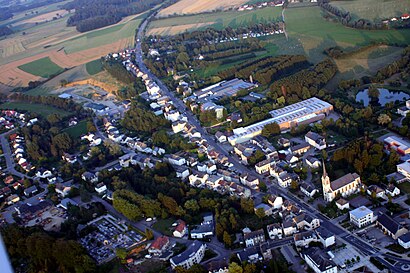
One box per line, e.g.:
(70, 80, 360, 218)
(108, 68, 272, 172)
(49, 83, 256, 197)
(378, 114, 391, 125)
(243, 264, 257, 273)
(262, 122, 280, 137)
(223, 231, 233, 248)
(184, 199, 200, 212)
(290, 180, 299, 190)
(116, 248, 127, 260)
(255, 207, 265, 219)
(86, 121, 96, 132)
(145, 228, 154, 240)
(228, 262, 243, 273)
(368, 85, 380, 99)
(240, 198, 254, 214)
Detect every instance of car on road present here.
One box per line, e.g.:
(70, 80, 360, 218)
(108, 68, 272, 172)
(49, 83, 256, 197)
(146, 218, 153, 222)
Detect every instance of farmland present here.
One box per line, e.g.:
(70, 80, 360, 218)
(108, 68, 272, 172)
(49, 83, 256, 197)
(18, 57, 64, 78)
(0, 102, 71, 117)
(158, 0, 248, 17)
(148, 7, 283, 35)
(86, 59, 103, 75)
(0, 7, 147, 89)
(331, 0, 410, 21)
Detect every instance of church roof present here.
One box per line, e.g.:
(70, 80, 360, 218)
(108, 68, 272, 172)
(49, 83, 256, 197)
(330, 173, 360, 191)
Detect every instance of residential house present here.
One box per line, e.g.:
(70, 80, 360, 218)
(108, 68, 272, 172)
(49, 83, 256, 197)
(376, 213, 408, 239)
(58, 198, 78, 210)
(215, 132, 227, 143)
(6, 194, 20, 205)
(255, 159, 273, 174)
(294, 230, 317, 248)
(175, 166, 190, 180)
(294, 213, 320, 230)
(316, 226, 336, 248)
(301, 247, 338, 273)
(82, 172, 98, 183)
(94, 183, 107, 194)
(164, 154, 186, 166)
(23, 185, 38, 197)
(205, 260, 228, 273)
(267, 195, 283, 210)
(240, 173, 259, 189)
(367, 185, 386, 199)
(254, 203, 273, 216)
(190, 223, 214, 239)
(305, 156, 321, 169)
(149, 236, 170, 256)
(300, 182, 318, 198)
(385, 184, 400, 197)
(173, 220, 188, 238)
(335, 198, 349, 210)
(170, 240, 206, 269)
(244, 229, 265, 247)
(283, 221, 297, 236)
(305, 131, 326, 150)
(55, 183, 71, 198)
(278, 137, 290, 148)
(35, 168, 52, 179)
(237, 247, 262, 263)
(290, 142, 311, 155)
(62, 153, 77, 164)
(398, 233, 410, 249)
(267, 223, 283, 239)
(277, 172, 292, 188)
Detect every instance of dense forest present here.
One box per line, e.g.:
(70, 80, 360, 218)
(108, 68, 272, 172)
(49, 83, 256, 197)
(63, 0, 162, 32)
(1, 225, 96, 273)
(102, 57, 136, 84)
(121, 103, 169, 134)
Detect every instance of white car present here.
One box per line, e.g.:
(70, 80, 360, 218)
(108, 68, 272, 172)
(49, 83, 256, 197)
(146, 218, 153, 222)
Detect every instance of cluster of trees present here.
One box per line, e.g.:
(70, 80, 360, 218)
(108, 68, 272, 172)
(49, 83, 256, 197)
(102, 57, 136, 84)
(1, 225, 96, 273)
(219, 55, 310, 85)
(9, 93, 89, 116)
(144, 22, 282, 77)
(371, 46, 410, 83)
(0, 0, 64, 22)
(331, 138, 400, 185)
(121, 103, 169, 134)
(0, 26, 13, 37)
(63, 0, 161, 32)
(268, 59, 337, 104)
(113, 189, 162, 220)
(319, 0, 384, 30)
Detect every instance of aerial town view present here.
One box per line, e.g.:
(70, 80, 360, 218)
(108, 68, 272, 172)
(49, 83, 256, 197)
(1, 0, 410, 272)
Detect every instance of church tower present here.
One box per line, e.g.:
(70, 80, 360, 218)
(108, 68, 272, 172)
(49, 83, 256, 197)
(321, 160, 331, 201)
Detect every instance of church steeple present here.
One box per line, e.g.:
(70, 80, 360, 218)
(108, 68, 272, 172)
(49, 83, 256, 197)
(322, 159, 327, 179)
(321, 159, 330, 188)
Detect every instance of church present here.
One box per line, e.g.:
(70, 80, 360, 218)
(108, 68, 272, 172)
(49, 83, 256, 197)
(322, 162, 361, 202)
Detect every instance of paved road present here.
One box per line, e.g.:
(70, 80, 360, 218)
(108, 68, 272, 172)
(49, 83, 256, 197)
(134, 15, 410, 272)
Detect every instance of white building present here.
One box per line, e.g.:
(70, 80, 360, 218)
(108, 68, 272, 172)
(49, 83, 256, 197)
(302, 247, 338, 273)
(349, 206, 375, 228)
(170, 240, 206, 269)
(305, 131, 327, 150)
(398, 233, 410, 249)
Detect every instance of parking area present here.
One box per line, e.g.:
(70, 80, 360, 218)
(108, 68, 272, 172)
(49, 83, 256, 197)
(357, 226, 395, 248)
(332, 246, 377, 272)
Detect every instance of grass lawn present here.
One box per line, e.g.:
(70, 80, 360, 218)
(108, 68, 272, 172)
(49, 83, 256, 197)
(24, 86, 52, 96)
(86, 59, 103, 75)
(398, 182, 410, 194)
(63, 120, 88, 138)
(152, 218, 175, 236)
(18, 57, 64, 78)
(0, 102, 71, 117)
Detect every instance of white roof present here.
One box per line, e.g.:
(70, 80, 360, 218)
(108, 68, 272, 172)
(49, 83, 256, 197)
(350, 206, 372, 219)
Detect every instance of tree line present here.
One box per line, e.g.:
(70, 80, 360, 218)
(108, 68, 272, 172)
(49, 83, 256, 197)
(102, 57, 136, 85)
(63, 0, 162, 32)
(0, 26, 13, 37)
(268, 58, 337, 104)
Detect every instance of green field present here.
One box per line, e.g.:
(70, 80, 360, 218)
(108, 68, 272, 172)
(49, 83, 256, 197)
(0, 102, 71, 117)
(18, 57, 64, 78)
(331, 0, 410, 21)
(148, 7, 283, 35)
(62, 13, 147, 54)
(283, 6, 410, 62)
(63, 120, 88, 138)
(86, 59, 103, 75)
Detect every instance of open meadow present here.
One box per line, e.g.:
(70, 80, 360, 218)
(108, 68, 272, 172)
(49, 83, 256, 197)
(18, 57, 64, 78)
(0, 102, 71, 117)
(331, 0, 410, 21)
(158, 0, 248, 17)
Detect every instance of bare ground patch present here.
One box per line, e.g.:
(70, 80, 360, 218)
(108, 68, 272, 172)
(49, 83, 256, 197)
(147, 22, 215, 36)
(159, 0, 247, 16)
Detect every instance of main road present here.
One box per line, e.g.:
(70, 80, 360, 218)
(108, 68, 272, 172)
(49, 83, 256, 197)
(134, 14, 409, 273)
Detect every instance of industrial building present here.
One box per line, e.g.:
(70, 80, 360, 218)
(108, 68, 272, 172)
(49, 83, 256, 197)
(228, 97, 333, 145)
(193, 78, 257, 102)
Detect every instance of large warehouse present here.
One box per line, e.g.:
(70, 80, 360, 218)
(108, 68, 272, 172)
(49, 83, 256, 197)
(228, 97, 333, 145)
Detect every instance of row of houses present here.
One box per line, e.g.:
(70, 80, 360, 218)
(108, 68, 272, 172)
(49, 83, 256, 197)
(9, 133, 34, 172)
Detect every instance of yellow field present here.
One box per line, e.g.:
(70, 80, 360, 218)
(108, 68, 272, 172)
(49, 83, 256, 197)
(158, 0, 248, 17)
(19, 9, 70, 24)
(147, 22, 215, 36)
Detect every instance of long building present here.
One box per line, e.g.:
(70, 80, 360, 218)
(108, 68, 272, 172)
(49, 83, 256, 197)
(194, 78, 256, 102)
(228, 97, 333, 145)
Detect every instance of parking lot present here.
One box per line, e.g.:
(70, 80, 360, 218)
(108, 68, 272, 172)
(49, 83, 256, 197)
(356, 226, 394, 248)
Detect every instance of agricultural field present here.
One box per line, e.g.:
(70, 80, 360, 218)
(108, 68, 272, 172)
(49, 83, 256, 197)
(18, 57, 64, 78)
(148, 7, 283, 35)
(0, 8, 146, 88)
(86, 59, 103, 76)
(158, 0, 247, 17)
(330, 0, 410, 21)
(0, 102, 71, 117)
